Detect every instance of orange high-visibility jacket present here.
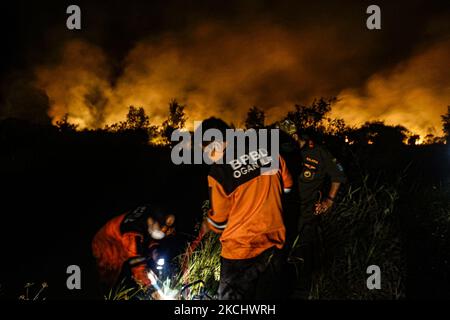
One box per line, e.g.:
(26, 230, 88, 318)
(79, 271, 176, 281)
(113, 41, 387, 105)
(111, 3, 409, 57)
(207, 153, 293, 260)
(92, 213, 150, 287)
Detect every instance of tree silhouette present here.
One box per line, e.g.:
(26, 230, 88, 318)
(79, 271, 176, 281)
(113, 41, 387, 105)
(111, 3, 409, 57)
(285, 97, 336, 133)
(324, 117, 348, 139)
(442, 106, 450, 144)
(124, 106, 150, 130)
(106, 106, 158, 139)
(160, 99, 187, 144)
(407, 134, 420, 146)
(349, 121, 409, 147)
(422, 133, 446, 145)
(244, 106, 265, 129)
(56, 114, 78, 132)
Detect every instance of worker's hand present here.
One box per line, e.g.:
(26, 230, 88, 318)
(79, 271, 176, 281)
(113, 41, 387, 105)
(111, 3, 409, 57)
(151, 290, 162, 300)
(132, 264, 152, 288)
(134, 274, 151, 288)
(314, 198, 334, 215)
(201, 219, 211, 234)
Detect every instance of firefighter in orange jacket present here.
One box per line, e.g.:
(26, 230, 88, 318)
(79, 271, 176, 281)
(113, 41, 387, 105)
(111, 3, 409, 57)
(197, 118, 294, 300)
(92, 205, 175, 290)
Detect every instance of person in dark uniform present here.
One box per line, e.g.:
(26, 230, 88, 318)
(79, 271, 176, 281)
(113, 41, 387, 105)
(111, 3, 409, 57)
(290, 131, 347, 299)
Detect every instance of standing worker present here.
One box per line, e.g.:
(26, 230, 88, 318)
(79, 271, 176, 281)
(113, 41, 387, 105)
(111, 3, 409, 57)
(291, 130, 347, 299)
(197, 117, 293, 300)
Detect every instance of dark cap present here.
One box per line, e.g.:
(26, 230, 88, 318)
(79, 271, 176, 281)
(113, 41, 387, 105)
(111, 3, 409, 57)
(195, 117, 231, 147)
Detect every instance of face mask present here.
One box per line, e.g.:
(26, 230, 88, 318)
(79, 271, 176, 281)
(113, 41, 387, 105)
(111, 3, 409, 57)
(204, 141, 224, 163)
(149, 229, 166, 240)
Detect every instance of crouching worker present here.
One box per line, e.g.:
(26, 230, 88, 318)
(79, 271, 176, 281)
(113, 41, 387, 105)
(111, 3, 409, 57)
(92, 204, 176, 294)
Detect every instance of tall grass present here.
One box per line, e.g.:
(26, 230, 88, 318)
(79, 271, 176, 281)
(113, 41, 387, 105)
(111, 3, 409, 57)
(174, 201, 221, 299)
(309, 175, 406, 299)
(176, 175, 409, 299)
(103, 175, 427, 300)
(177, 232, 221, 298)
(104, 279, 145, 300)
(18, 282, 48, 300)
(405, 181, 450, 297)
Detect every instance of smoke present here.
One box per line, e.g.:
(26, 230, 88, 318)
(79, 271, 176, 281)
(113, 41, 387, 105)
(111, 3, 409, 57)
(33, 21, 449, 137)
(34, 40, 113, 128)
(331, 39, 450, 138)
(0, 77, 51, 125)
(32, 21, 373, 128)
